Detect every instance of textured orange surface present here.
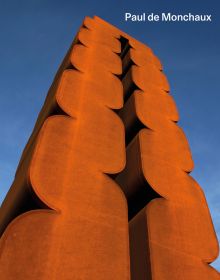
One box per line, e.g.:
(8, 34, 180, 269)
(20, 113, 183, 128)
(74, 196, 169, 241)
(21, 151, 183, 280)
(0, 16, 219, 279)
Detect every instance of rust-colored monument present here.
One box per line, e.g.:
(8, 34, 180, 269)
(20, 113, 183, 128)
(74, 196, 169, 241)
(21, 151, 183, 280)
(0, 16, 219, 279)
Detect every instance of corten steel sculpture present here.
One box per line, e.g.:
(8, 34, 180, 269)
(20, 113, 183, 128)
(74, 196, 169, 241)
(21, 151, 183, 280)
(0, 16, 219, 280)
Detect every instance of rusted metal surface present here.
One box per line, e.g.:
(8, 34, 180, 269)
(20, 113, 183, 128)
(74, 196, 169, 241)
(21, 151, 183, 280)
(0, 16, 219, 280)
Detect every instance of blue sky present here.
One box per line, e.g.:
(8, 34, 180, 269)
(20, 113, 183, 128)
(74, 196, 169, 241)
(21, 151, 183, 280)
(0, 0, 219, 270)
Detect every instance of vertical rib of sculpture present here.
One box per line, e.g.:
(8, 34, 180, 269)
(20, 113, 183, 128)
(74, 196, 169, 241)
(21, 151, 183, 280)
(0, 17, 130, 279)
(0, 16, 219, 280)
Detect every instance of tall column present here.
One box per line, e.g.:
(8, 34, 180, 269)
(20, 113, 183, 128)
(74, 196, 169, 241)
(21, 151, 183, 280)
(0, 16, 219, 280)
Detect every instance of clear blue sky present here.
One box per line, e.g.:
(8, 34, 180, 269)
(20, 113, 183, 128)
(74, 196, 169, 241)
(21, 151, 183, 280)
(0, 0, 219, 270)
